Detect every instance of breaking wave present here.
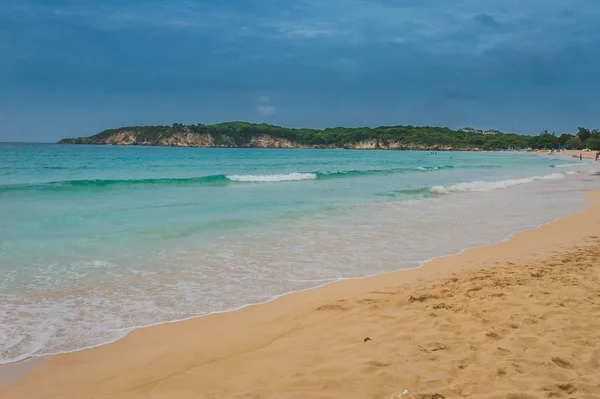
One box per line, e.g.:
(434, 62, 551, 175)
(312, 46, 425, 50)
(551, 162, 588, 168)
(0, 166, 455, 193)
(429, 172, 575, 194)
(227, 173, 317, 182)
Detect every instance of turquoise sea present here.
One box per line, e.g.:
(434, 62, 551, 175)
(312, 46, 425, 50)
(1, 143, 598, 363)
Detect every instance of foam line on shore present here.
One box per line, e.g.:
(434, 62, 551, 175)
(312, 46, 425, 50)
(2, 192, 591, 366)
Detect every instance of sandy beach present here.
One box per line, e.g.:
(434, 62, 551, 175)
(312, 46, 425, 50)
(4, 0, 600, 396)
(547, 149, 598, 160)
(2, 189, 600, 399)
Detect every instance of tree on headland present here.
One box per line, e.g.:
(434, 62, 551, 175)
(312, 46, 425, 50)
(529, 132, 559, 149)
(566, 136, 583, 150)
(531, 128, 600, 150)
(577, 127, 591, 143)
(586, 136, 600, 150)
(585, 130, 600, 150)
(558, 134, 573, 146)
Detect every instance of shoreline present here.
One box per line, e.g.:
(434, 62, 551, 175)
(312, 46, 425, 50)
(2, 189, 600, 398)
(0, 173, 590, 367)
(0, 151, 590, 369)
(544, 149, 598, 160)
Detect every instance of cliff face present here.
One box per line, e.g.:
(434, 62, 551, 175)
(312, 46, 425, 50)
(342, 139, 479, 151)
(248, 135, 311, 148)
(157, 132, 214, 147)
(58, 127, 482, 151)
(57, 121, 525, 150)
(104, 131, 137, 145)
(59, 130, 216, 147)
(58, 132, 476, 151)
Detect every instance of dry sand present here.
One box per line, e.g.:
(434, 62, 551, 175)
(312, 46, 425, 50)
(2, 191, 600, 399)
(547, 149, 598, 160)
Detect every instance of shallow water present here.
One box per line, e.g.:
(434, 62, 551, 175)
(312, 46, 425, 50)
(0, 143, 598, 363)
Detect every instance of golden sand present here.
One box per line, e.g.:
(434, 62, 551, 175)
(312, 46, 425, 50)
(548, 149, 598, 160)
(2, 192, 600, 399)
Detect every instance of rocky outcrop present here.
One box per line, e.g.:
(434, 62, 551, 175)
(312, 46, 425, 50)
(248, 135, 307, 148)
(158, 132, 214, 147)
(59, 132, 481, 151)
(344, 139, 380, 149)
(59, 130, 215, 147)
(248, 135, 284, 148)
(105, 131, 137, 145)
(342, 140, 476, 151)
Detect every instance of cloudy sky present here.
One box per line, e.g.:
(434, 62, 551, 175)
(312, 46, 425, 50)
(2, 0, 600, 142)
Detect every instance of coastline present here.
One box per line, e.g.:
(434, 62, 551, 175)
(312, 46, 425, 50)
(2, 188, 600, 398)
(545, 149, 598, 160)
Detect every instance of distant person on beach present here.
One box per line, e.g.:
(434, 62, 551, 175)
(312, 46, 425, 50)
(580, 153, 583, 161)
(596, 151, 599, 161)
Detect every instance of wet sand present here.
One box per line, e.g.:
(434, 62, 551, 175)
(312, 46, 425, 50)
(2, 191, 600, 399)
(0, 358, 46, 389)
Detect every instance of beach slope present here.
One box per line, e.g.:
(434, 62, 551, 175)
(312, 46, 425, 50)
(2, 192, 600, 399)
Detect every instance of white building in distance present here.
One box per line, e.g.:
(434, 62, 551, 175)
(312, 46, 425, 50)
(483, 129, 501, 135)
(459, 127, 501, 135)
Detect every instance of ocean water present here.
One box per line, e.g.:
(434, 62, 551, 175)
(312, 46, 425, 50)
(0, 143, 598, 364)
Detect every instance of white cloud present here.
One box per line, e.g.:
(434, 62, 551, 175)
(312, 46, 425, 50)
(287, 28, 336, 38)
(256, 104, 277, 117)
(265, 20, 345, 40)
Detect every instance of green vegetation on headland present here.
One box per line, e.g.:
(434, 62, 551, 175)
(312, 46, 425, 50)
(57, 122, 600, 151)
(552, 128, 600, 150)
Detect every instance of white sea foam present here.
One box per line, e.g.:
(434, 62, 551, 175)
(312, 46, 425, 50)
(1, 157, 594, 365)
(430, 172, 572, 194)
(552, 162, 588, 168)
(226, 173, 317, 182)
(0, 170, 592, 365)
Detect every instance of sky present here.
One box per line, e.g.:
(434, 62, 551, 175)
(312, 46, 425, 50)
(2, 0, 600, 142)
